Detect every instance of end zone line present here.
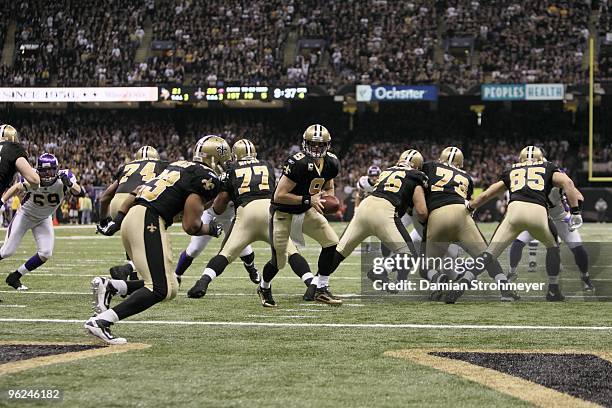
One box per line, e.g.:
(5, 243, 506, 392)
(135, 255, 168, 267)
(0, 318, 611, 331)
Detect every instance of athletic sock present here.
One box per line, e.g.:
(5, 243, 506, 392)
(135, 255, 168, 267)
(528, 240, 538, 264)
(240, 252, 255, 267)
(126, 280, 145, 294)
(317, 245, 338, 276)
(127, 260, 135, 272)
(110, 279, 128, 296)
(508, 240, 525, 269)
(96, 308, 119, 324)
(202, 268, 216, 283)
(175, 251, 194, 276)
(317, 275, 329, 288)
(546, 246, 561, 283)
(288, 253, 312, 281)
(17, 254, 46, 276)
(112, 287, 164, 320)
(301, 273, 314, 286)
(260, 261, 278, 289)
(205, 255, 229, 278)
(570, 245, 589, 276)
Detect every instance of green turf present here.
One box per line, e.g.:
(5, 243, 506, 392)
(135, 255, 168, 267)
(0, 223, 610, 407)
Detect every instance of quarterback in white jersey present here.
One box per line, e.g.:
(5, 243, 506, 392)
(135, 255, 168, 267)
(174, 190, 259, 284)
(508, 184, 592, 290)
(3, 153, 83, 290)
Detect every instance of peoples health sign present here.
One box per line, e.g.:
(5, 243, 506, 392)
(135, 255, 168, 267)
(481, 84, 565, 101)
(356, 85, 438, 102)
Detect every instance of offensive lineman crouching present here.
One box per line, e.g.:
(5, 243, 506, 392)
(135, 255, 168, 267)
(187, 139, 313, 299)
(85, 136, 228, 344)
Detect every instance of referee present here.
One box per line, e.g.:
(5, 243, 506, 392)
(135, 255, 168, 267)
(0, 125, 40, 302)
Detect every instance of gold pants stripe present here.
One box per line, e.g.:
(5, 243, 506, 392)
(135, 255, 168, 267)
(487, 201, 558, 258)
(337, 196, 411, 257)
(121, 205, 177, 300)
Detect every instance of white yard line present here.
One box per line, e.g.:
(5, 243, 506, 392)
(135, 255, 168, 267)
(0, 304, 26, 308)
(1, 318, 611, 331)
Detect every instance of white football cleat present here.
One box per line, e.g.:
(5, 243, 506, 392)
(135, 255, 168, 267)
(16, 284, 29, 291)
(83, 317, 127, 345)
(91, 277, 115, 315)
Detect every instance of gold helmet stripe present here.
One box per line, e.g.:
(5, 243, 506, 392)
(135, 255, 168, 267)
(448, 147, 457, 165)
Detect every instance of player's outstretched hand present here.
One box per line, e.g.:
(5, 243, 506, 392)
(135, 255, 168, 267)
(207, 218, 223, 237)
(96, 221, 119, 236)
(59, 172, 74, 188)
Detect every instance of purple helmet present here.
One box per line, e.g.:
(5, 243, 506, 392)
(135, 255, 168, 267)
(37, 153, 59, 186)
(367, 165, 381, 178)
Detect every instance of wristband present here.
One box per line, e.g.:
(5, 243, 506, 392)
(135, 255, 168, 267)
(130, 191, 137, 197)
(577, 199, 584, 211)
(570, 206, 581, 215)
(302, 195, 311, 206)
(114, 211, 126, 225)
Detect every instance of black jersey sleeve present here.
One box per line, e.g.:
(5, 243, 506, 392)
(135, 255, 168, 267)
(114, 164, 125, 182)
(188, 166, 221, 200)
(467, 177, 474, 200)
(13, 143, 27, 161)
(501, 168, 511, 190)
(282, 155, 308, 184)
(326, 152, 341, 179)
(219, 171, 232, 193)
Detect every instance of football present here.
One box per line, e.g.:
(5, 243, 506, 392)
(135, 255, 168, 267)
(321, 195, 340, 214)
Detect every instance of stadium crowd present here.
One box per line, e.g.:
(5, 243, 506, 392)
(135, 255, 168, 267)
(0, 0, 603, 89)
(5, 108, 591, 196)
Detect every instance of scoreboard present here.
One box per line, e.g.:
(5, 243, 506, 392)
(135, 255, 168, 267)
(159, 86, 307, 102)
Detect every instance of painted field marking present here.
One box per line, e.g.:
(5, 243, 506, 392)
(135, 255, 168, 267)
(1, 318, 612, 331)
(0, 304, 26, 308)
(247, 315, 318, 319)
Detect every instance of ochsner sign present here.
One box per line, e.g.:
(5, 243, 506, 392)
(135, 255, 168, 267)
(356, 85, 438, 102)
(481, 84, 564, 101)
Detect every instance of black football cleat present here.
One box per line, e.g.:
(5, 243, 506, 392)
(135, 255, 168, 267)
(444, 277, 470, 304)
(428, 271, 448, 301)
(500, 289, 521, 302)
(257, 286, 277, 307)
(546, 285, 565, 302)
(582, 276, 595, 291)
(314, 286, 343, 306)
(109, 263, 133, 281)
(366, 270, 397, 294)
(5, 271, 27, 291)
(303, 283, 317, 301)
(84, 317, 126, 345)
(244, 263, 261, 284)
(187, 278, 209, 299)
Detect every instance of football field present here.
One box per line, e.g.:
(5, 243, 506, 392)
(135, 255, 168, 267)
(0, 223, 611, 407)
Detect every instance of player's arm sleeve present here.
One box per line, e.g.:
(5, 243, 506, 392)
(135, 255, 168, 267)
(189, 167, 221, 201)
(114, 165, 125, 182)
(330, 155, 341, 179)
(467, 177, 474, 200)
(500, 169, 511, 189)
(282, 157, 305, 183)
(267, 162, 277, 187)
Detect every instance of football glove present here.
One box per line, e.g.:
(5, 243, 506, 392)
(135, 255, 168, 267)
(99, 216, 112, 228)
(59, 172, 74, 188)
(569, 214, 583, 231)
(96, 212, 125, 236)
(207, 218, 223, 237)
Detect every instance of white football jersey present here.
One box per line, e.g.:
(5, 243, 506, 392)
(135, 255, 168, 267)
(357, 176, 376, 195)
(548, 187, 569, 221)
(20, 170, 75, 222)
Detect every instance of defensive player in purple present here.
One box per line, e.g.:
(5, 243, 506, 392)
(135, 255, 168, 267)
(3, 153, 83, 290)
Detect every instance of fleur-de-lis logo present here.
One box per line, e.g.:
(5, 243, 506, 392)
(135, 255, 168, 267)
(147, 223, 157, 233)
(202, 178, 215, 190)
(216, 144, 228, 156)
